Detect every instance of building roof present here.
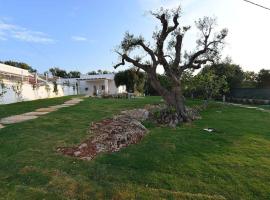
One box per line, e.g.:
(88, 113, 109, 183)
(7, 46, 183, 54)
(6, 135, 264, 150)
(78, 74, 115, 81)
(0, 63, 32, 77)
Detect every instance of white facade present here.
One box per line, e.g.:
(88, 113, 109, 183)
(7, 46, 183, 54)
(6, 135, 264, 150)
(0, 80, 77, 104)
(0, 64, 77, 104)
(58, 74, 126, 96)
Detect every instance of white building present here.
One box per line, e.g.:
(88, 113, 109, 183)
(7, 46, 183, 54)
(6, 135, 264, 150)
(0, 63, 76, 104)
(58, 74, 126, 96)
(0, 63, 34, 82)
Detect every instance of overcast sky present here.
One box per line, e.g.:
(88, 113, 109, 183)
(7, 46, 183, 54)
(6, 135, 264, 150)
(0, 0, 269, 73)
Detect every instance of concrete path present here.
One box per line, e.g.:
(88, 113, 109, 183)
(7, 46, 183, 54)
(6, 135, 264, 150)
(225, 102, 270, 113)
(0, 98, 84, 129)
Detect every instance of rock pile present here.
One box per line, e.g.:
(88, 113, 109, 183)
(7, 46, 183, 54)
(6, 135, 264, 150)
(57, 111, 148, 160)
(120, 108, 149, 121)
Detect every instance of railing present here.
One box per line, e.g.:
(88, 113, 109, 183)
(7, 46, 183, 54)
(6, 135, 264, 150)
(0, 73, 30, 82)
(0, 72, 49, 87)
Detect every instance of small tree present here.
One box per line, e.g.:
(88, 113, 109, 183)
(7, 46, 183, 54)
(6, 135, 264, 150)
(75, 82, 79, 95)
(12, 81, 23, 101)
(114, 68, 146, 93)
(195, 70, 229, 100)
(68, 71, 81, 78)
(114, 7, 227, 122)
(242, 71, 257, 88)
(53, 81, 58, 95)
(45, 84, 51, 97)
(0, 78, 7, 101)
(49, 67, 68, 78)
(181, 70, 196, 98)
(201, 61, 244, 92)
(88, 71, 98, 75)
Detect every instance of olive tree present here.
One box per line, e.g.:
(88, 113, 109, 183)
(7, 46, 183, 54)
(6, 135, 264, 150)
(114, 7, 227, 122)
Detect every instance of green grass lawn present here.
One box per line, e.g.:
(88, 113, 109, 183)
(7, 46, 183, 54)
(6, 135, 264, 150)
(0, 97, 270, 199)
(0, 96, 76, 119)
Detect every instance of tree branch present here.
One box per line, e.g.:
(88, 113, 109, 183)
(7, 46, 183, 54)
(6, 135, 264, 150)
(155, 12, 180, 66)
(137, 40, 157, 66)
(173, 34, 183, 66)
(113, 53, 151, 72)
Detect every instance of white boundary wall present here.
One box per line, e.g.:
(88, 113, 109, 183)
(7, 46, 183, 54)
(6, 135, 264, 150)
(0, 80, 77, 105)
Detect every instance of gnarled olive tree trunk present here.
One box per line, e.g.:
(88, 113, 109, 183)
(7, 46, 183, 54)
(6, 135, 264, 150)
(148, 72, 189, 121)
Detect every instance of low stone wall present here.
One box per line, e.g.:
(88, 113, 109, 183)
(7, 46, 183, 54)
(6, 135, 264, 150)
(0, 80, 77, 104)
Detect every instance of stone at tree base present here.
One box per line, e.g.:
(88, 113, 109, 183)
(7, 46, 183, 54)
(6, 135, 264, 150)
(79, 143, 88, 149)
(74, 151, 81, 157)
(148, 105, 202, 128)
(121, 109, 149, 121)
(0, 115, 38, 125)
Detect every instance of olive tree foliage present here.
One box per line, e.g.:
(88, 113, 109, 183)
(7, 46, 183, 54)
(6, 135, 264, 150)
(114, 7, 228, 121)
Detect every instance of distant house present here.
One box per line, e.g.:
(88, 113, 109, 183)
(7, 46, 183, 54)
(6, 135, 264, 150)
(58, 74, 126, 96)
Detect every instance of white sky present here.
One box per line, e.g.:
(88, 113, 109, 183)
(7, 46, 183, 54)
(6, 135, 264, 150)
(138, 0, 270, 72)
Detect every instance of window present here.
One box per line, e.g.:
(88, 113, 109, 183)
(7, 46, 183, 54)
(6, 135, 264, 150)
(101, 85, 105, 90)
(85, 87, 88, 91)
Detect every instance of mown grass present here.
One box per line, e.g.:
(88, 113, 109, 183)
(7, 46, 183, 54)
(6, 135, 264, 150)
(0, 97, 270, 199)
(0, 96, 76, 119)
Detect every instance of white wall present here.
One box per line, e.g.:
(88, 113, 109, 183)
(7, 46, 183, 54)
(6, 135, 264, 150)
(0, 80, 77, 105)
(78, 79, 126, 96)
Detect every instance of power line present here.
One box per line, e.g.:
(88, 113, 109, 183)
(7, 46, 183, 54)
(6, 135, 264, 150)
(242, 0, 270, 11)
